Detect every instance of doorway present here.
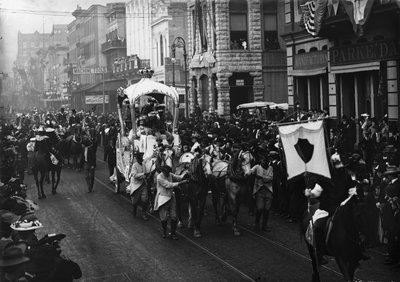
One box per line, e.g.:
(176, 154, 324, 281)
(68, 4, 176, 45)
(229, 73, 254, 114)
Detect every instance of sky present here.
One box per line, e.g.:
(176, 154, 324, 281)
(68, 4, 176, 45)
(0, 0, 112, 73)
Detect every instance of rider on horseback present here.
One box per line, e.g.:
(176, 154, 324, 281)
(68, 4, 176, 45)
(304, 153, 368, 265)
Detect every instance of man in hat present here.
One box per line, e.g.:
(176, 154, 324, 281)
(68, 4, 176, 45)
(0, 245, 31, 282)
(104, 138, 117, 183)
(154, 165, 189, 239)
(190, 133, 201, 154)
(68, 109, 79, 126)
(127, 152, 149, 221)
(246, 153, 274, 231)
(381, 166, 400, 265)
(83, 129, 98, 193)
(0, 211, 18, 255)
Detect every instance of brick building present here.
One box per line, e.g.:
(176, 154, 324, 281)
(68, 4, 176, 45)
(283, 0, 400, 128)
(187, 0, 287, 117)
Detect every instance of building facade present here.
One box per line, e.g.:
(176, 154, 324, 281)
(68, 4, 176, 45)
(187, 0, 287, 117)
(283, 0, 400, 125)
(67, 5, 108, 86)
(122, 0, 188, 115)
(68, 4, 110, 112)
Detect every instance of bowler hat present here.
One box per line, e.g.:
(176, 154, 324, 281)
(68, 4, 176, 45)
(0, 246, 30, 267)
(0, 211, 19, 224)
(383, 165, 400, 176)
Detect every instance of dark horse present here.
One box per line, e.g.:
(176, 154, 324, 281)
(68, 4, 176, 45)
(301, 188, 366, 282)
(61, 125, 84, 170)
(32, 137, 51, 199)
(175, 154, 212, 237)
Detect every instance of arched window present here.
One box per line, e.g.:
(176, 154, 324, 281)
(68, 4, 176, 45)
(160, 35, 164, 66)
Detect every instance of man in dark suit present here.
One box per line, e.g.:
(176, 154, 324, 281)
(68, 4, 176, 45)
(83, 130, 98, 193)
(104, 138, 117, 182)
(382, 166, 400, 266)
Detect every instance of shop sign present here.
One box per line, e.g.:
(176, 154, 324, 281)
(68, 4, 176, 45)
(73, 67, 108, 74)
(293, 50, 328, 70)
(330, 39, 400, 66)
(85, 95, 109, 104)
(236, 79, 245, 86)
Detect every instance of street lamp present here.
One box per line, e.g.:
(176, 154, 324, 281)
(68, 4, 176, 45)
(171, 36, 188, 118)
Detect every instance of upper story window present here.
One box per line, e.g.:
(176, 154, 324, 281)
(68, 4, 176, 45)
(230, 0, 248, 50)
(263, 0, 279, 51)
(160, 35, 164, 66)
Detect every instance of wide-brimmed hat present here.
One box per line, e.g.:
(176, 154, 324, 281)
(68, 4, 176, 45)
(159, 165, 172, 174)
(268, 151, 279, 158)
(11, 213, 43, 231)
(383, 165, 400, 176)
(0, 246, 30, 267)
(232, 143, 241, 150)
(191, 133, 201, 139)
(383, 145, 397, 153)
(0, 210, 19, 224)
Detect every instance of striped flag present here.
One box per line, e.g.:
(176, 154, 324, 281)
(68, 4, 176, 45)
(301, 0, 328, 37)
(301, 1, 317, 36)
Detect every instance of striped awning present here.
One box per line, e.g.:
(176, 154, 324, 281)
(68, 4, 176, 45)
(330, 62, 380, 74)
(289, 67, 327, 76)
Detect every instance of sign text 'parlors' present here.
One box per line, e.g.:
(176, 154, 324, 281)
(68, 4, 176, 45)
(73, 67, 108, 74)
(330, 40, 400, 66)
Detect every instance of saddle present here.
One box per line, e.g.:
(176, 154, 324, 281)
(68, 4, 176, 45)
(306, 206, 335, 253)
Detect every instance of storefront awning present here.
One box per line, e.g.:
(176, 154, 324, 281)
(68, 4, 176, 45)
(288, 67, 327, 76)
(330, 62, 380, 74)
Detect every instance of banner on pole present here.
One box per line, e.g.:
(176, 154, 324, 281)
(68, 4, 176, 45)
(278, 120, 330, 180)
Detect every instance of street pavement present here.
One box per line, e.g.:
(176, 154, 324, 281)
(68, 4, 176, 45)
(23, 151, 399, 282)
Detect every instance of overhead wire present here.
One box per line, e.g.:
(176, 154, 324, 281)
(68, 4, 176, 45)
(0, 7, 188, 18)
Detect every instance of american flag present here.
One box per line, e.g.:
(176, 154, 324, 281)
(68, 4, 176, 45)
(301, 1, 317, 36)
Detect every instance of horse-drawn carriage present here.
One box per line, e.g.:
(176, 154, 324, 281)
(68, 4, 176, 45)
(114, 74, 181, 194)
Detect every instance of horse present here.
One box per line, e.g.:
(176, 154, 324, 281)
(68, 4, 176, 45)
(210, 150, 254, 235)
(62, 125, 84, 170)
(301, 182, 367, 282)
(175, 152, 212, 237)
(31, 136, 52, 199)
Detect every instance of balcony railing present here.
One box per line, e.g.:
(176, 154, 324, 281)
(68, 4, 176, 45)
(101, 39, 126, 53)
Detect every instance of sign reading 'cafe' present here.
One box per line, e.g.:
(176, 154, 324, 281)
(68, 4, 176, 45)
(330, 39, 400, 66)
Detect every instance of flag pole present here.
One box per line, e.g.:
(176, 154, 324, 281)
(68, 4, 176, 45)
(276, 117, 328, 127)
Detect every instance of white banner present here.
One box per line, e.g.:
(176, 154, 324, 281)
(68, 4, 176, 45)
(85, 95, 109, 104)
(278, 120, 330, 180)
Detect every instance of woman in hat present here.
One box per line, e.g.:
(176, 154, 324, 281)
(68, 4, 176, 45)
(10, 213, 43, 248)
(0, 245, 31, 282)
(154, 165, 189, 239)
(127, 152, 149, 221)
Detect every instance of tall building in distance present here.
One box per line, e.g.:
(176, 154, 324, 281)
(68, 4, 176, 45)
(67, 4, 108, 86)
